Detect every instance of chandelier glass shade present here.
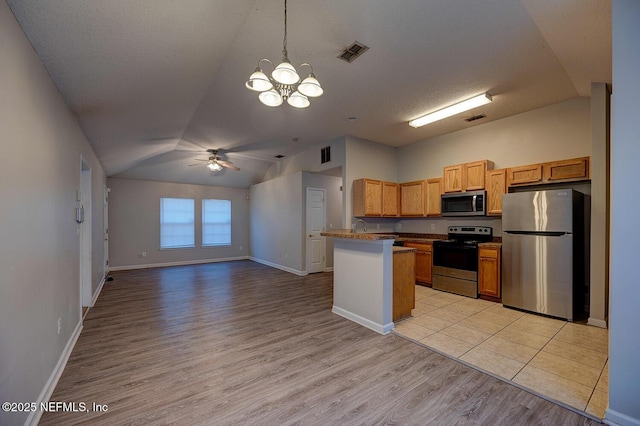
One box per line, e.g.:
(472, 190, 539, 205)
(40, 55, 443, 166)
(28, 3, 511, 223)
(207, 161, 223, 172)
(245, 0, 323, 108)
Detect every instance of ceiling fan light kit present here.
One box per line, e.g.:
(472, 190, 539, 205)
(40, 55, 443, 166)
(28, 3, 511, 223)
(409, 93, 492, 128)
(246, 0, 323, 108)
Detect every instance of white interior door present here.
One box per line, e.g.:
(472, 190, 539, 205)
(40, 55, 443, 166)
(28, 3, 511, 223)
(306, 188, 326, 274)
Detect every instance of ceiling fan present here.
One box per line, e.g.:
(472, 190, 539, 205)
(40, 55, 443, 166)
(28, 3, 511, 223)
(189, 149, 240, 172)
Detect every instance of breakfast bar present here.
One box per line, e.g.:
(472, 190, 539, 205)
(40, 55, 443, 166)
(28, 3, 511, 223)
(321, 230, 398, 334)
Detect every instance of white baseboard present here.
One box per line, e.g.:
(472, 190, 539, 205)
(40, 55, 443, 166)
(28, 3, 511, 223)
(332, 305, 394, 335)
(249, 257, 307, 276)
(109, 256, 250, 271)
(324, 267, 334, 272)
(25, 321, 83, 426)
(605, 408, 640, 426)
(91, 275, 106, 307)
(588, 317, 608, 329)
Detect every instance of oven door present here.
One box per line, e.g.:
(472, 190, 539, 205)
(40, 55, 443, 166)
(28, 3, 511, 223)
(433, 243, 478, 272)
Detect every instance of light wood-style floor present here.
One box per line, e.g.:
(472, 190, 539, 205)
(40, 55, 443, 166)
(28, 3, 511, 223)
(41, 261, 600, 425)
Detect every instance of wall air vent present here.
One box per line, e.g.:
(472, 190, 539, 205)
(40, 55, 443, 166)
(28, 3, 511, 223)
(465, 114, 486, 122)
(337, 41, 369, 63)
(321, 146, 331, 164)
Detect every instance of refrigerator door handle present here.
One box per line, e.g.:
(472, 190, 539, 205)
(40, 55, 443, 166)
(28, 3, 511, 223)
(504, 231, 568, 237)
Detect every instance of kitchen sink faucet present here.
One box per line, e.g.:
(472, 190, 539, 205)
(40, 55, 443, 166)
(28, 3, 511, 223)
(353, 219, 367, 233)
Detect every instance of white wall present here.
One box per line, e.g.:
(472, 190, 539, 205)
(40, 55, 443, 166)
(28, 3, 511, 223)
(0, 4, 106, 425)
(250, 172, 304, 274)
(607, 1, 640, 424)
(107, 178, 249, 269)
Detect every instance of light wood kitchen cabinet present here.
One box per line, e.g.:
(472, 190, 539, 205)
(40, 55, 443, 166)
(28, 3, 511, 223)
(486, 169, 507, 216)
(353, 178, 382, 217)
(393, 248, 416, 321)
(425, 178, 443, 216)
(465, 160, 490, 191)
(443, 160, 492, 192)
(443, 164, 464, 193)
(404, 241, 433, 286)
(400, 180, 426, 216)
(381, 181, 399, 217)
(478, 246, 501, 300)
(507, 164, 543, 186)
(544, 157, 590, 182)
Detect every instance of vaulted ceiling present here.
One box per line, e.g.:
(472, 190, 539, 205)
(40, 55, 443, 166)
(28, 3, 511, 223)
(8, 0, 611, 188)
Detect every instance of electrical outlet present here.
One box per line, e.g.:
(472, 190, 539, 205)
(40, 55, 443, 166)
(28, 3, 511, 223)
(397, 223, 402, 230)
(377, 224, 380, 230)
(239, 246, 243, 251)
(431, 224, 436, 230)
(142, 251, 147, 257)
(57, 318, 61, 334)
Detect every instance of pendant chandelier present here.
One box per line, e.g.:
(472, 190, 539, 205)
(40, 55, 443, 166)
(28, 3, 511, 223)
(245, 0, 323, 108)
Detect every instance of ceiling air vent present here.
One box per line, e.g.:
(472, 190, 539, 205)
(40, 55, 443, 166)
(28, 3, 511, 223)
(465, 114, 486, 122)
(337, 41, 369, 63)
(274, 154, 285, 159)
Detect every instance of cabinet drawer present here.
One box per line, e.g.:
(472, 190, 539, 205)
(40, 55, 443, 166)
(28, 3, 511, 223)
(479, 247, 499, 259)
(404, 242, 432, 252)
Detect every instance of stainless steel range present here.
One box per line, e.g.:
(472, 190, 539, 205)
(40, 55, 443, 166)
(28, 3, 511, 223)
(432, 226, 493, 298)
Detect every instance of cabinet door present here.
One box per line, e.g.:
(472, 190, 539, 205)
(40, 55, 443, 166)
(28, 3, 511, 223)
(478, 247, 501, 299)
(381, 181, 399, 217)
(486, 169, 506, 216)
(400, 181, 426, 216)
(404, 242, 433, 285)
(425, 178, 443, 216)
(543, 157, 590, 182)
(443, 164, 464, 193)
(393, 250, 415, 321)
(464, 160, 489, 191)
(507, 164, 543, 186)
(353, 179, 382, 216)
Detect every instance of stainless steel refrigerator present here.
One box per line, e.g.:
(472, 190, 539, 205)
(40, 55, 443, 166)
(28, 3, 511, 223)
(502, 189, 585, 321)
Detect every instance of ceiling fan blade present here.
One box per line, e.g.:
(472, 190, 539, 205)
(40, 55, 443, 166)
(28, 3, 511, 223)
(188, 163, 206, 167)
(217, 160, 240, 171)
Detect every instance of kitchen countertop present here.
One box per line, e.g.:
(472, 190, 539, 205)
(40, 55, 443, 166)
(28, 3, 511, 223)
(478, 242, 502, 248)
(321, 230, 397, 240)
(393, 246, 417, 254)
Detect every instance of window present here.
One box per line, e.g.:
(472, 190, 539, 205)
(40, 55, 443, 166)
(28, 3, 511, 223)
(202, 199, 231, 246)
(160, 198, 195, 249)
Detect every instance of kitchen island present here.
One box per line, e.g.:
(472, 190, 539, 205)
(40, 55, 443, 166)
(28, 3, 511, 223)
(321, 230, 400, 334)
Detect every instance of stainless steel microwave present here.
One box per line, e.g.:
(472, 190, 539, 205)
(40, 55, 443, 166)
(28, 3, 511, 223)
(441, 190, 486, 216)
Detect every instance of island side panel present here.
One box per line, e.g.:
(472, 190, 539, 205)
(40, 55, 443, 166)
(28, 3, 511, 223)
(331, 238, 394, 334)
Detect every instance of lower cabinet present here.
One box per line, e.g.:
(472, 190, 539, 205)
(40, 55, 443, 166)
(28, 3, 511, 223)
(478, 246, 501, 300)
(403, 242, 433, 286)
(393, 248, 416, 321)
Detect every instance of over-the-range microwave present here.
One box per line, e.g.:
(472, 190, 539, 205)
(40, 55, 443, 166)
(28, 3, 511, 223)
(441, 190, 486, 216)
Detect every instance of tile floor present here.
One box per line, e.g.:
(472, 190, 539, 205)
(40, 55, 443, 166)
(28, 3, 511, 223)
(393, 285, 609, 419)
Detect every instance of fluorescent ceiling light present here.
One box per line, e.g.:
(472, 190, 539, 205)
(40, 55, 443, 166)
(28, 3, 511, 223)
(409, 93, 492, 128)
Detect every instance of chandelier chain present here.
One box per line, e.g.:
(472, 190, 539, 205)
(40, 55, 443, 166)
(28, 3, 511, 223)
(282, 0, 288, 59)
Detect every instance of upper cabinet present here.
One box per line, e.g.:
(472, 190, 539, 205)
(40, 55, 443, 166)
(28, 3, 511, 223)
(486, 169, 507, 216)
(381, 181, 400, 217)
(400, 181, 426, 216)
(508, 157, 590, 187)
(443, 160, 492, 193)
(544, 157, 590, 182)
(353, 178, 399, 217)
(443, 164, 464, 193)
(353, 178, 382, 217)
(425, 178, 443, 216)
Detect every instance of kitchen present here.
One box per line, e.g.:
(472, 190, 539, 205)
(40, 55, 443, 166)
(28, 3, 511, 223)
(317, 93, 608, 419)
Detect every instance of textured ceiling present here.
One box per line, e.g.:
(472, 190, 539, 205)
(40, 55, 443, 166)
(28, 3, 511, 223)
(8, 0, 611, 188)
